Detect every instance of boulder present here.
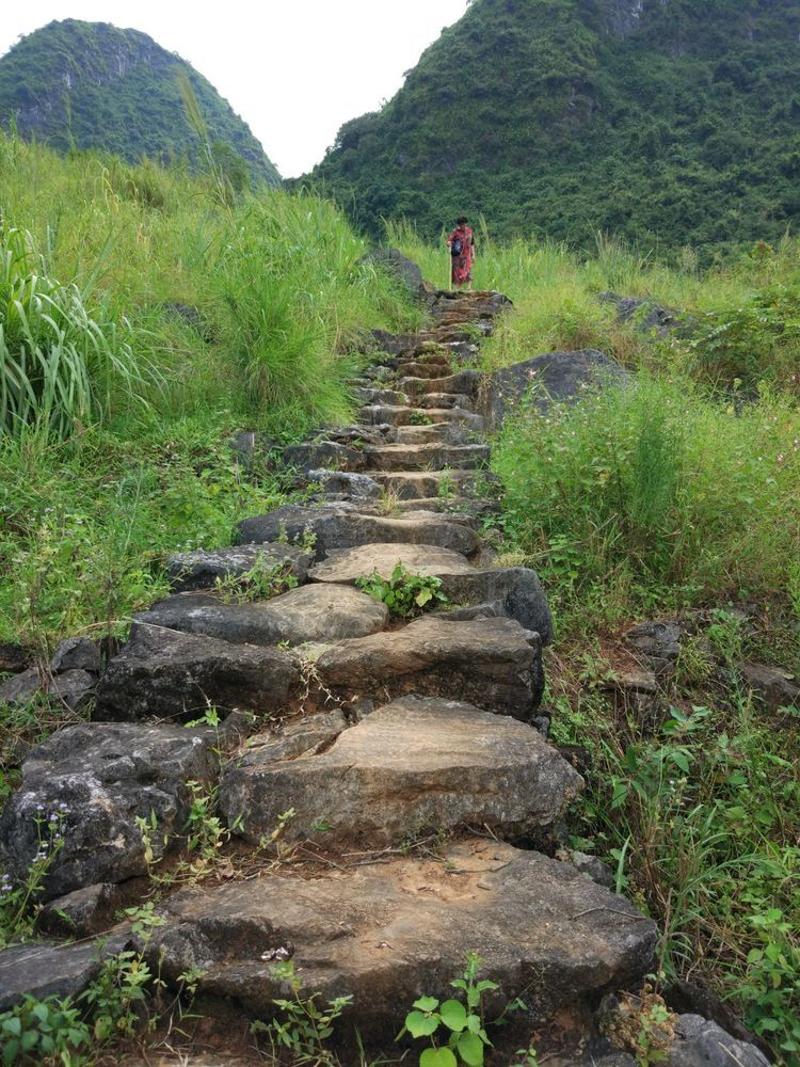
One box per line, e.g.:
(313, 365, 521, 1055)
(362, 248, 426, 299)
(144, 839, 656, 1039)
(137, 584, 389, 647)
(0, 668, 95, 711)
(166, 543, 311, 593)
(625, 619, 686, 677)
(741, 661, 799, 710)
(235, 505, 479, 558)
(0, 643, 30, 673)
(479, 349, 629, 430)
(221, 696, 582, 846)
(315, 616, 544, 717)
(664, 1014, 770, 1067)
(0, 931, 130, 1011)
(94, 624, 299, 723)
(600, 292, 686, 336)
(50, 637, 102, 674)
(38, 883, 119, 937)
(0, 722, 217, 899)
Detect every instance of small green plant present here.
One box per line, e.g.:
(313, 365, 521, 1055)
(79, 950, 153, 1043)
(251, 960, 352, 1066)
(408, 411, 434, 425)
(741, 908, 800, 1055)
(0, 806, 66, 948)
(183, 779, 230, 870)
(355, 563, 448, 618)
(603, 985, 676, 1066)
(0, 994, 91, 1066)
(397, 953, 497, 1067)
(213, 556, 299, 604)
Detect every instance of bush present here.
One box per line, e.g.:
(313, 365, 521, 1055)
(493, 375, 800, 614)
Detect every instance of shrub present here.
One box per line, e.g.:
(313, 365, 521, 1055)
(356, 563, 448, 618)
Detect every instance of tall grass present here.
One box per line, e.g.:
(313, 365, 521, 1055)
(494, 375, 800, 616)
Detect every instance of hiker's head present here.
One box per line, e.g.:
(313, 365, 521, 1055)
(456, 216, 468, 227)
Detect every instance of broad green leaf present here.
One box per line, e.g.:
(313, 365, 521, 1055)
(405, 1010, 439, 1038)
(420, 1048, 458, 1067)
(439, 999, 467, 1032)
(415, 587, 433, 606)
(413, 996, 440, 1012)
(1, 1017, 21, 1037)
(457, 1031, 486, 1066)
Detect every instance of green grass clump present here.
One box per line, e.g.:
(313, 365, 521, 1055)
(493, 375, 800, 622)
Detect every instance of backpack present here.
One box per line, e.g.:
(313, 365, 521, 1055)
(451, 235, 464, 257)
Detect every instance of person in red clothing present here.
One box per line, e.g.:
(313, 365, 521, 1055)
(447, 216, 476, 288)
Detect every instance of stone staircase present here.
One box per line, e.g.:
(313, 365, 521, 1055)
(0, 289, 768, 1065)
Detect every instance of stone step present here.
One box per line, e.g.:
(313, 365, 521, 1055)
(367, 470, 480, 499)
(94, 624, 299, 723)
(417, 392, 475, 410)
(399, 369, 481, 398)
(143, 838, 656, 1041)
(360, 442, 489, 472)
(309, 543, 553, 643)
(166, 543, 312, 593)
(394, 422, 463, 444)
(221, 696, 583, 847)
(137, 584, 390, 648)
(358, 404, 483, 430)
(235, 504, 480, 557)
(352, 386, 409, 406)
(314, 616, 542, 719)
(396, 360, 452, 379)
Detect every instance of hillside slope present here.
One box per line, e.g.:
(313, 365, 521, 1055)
(0, 19, 280, 184)
(310, 0, 800, 253)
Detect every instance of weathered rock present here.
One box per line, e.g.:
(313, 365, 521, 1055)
(665, 981, 769, 1055)
(600, 292, 686, 336)
(144, 840, 656, 1038)
(625, 619, 686, 676)
(360, 442, 489, 473)
(362, 248, 426, 299)
(664, 1014, 770, 1067)
(306, 469, 382, 501)
(360, 404, 484, 430)
(309, 542, 474, 584)
(166, 543, 311, 593)
(0, 932, 130, 1011)
(480, 349, 629, 430)
(0, 668, 95, 710)
(228, 430, 278, 470)
(221, 696, 582, 846)
(38, 883, 118, 937)
(235, 505, 479, 558)
(309, 547, 553, 644)
(368, 469, 480, 499)
(137, 584, 389, 647)
(51, 637, 102, 674)
(0, 642, 31, 673)
(398, 370, 481, 398)
(283, 441, 366, 474)
(315, 616, 543, 717)
(94, 625, 299, 723)
(0, 722, 217, 898)
(568, 850, 615, 889)
(741, 661, 799, 709)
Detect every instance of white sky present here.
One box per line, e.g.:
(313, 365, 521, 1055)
(0, 1, 468, 177)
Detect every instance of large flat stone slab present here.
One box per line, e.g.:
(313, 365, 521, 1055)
(94, 624, 299, 723)
(166, 543, 311, 593)
(0, 932, 130, 1010)
(360, 405, 484, 429)
(220, 696, 583, 846)
(368, 470, 480, 499)
(315, 616, 543, 717)
(235, 504, 479, 558)
(309, 547, 553, 643)
(0, 723, 216, 898)
(360, 443, 489, 472)
(145, 839, 656, 1039)
(399, 369, 481, 398)
(137, 584, 389, 647)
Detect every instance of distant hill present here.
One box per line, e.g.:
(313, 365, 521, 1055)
(0, 19, 280, 185)
(309, 0, 800, 254)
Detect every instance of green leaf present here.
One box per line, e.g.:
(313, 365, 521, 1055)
(405, 1010, 439, 1038)
(420, 1049, 458, 1067)
(457, 1031, 486, 1066)
(1, 1017, 21, 1037)
(439, 999, 467, 1032)
(412, 996, 440, 1012)
(415, 587, 433, 606)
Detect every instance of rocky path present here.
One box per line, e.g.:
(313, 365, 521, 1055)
(0, 290, 769, 1066)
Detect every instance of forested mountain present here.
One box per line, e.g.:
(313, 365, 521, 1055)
(309, 0, 800, 253)
(0, 19, 280, 185)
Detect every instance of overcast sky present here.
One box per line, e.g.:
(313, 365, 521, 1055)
(0, 1, 468, 176)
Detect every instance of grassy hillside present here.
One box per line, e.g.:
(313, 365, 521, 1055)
(0, 130, 419, 652)
(0, 19, 280, 185)
(310, 0, 800, 257)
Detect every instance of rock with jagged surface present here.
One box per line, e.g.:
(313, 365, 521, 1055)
(220, 695, 582, 846)
(166, 543, 311, 593)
